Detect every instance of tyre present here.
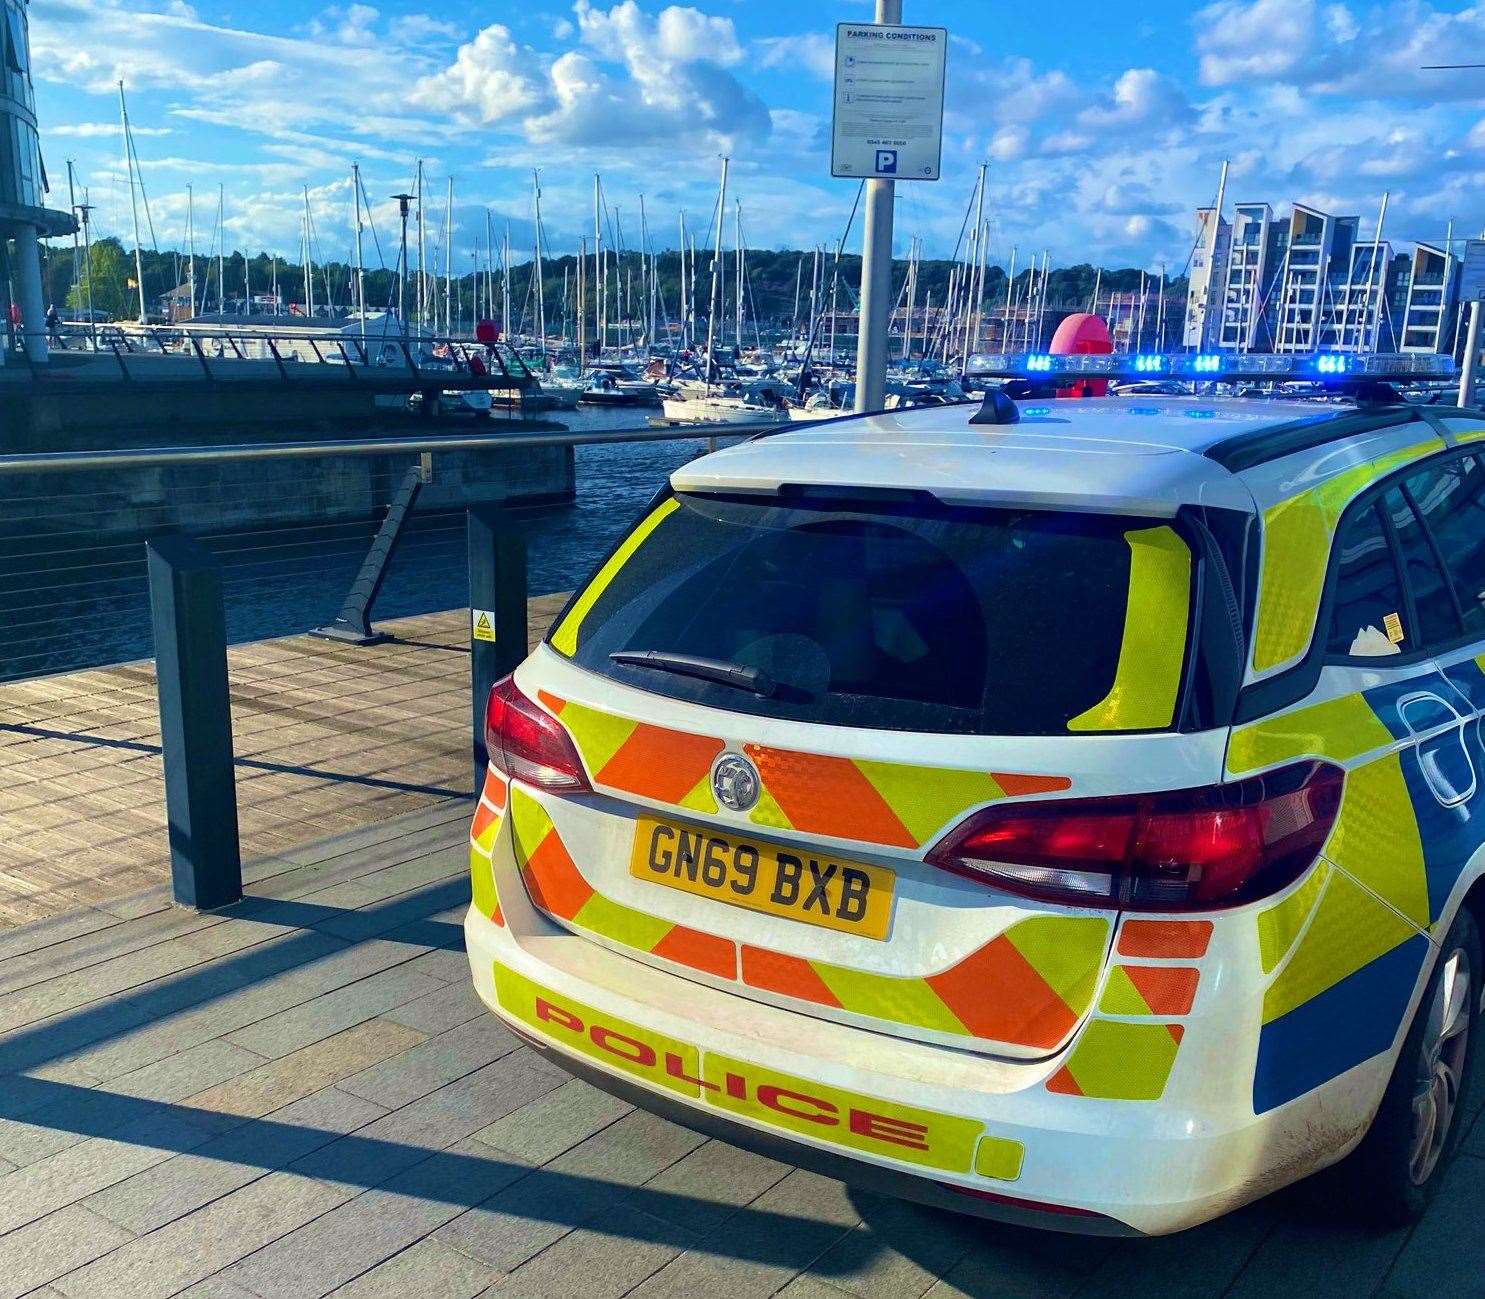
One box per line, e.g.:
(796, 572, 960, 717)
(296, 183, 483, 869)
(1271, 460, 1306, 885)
(1340, 906, 1481, 1225)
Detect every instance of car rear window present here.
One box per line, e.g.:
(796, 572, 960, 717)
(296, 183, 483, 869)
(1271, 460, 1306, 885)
(549, 491, 1195, 736)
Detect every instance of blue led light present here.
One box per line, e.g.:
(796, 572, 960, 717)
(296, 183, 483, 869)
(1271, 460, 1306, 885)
(1315, 353, 1349, 375)
(1025, 354, 1054, 373)
(1133, 354, 1165, 373)
(1191, 354, 1223, 374)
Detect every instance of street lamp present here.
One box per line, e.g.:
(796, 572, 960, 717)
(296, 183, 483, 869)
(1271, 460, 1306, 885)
(74, 201, 95, 348)
(392, 193, 415, 338)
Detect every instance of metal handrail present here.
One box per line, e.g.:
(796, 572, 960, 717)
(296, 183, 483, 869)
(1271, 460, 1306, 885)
(0, 422, 758, 476)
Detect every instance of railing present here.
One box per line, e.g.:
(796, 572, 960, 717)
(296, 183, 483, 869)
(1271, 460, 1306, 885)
(6, 324, 540, 391)
(0, 422, 748, 911)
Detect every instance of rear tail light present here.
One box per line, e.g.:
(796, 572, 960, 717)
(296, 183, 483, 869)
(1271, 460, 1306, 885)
(484, 676, 590, 792)
(924, 761, 1343, 911)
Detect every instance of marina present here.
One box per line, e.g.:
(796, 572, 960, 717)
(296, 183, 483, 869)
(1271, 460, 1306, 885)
(4, 0, 1485, 1288)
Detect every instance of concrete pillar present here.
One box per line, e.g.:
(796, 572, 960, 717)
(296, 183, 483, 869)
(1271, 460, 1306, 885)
(13, 224, 47, 364)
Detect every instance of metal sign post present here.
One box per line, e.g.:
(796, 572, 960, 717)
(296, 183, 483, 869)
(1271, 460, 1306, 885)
(1458, 241, 1485, 407)
(833, 6, 947, 412)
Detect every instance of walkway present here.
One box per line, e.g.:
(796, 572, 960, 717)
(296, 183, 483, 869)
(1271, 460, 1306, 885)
(0, 807, 1480, 1297)
(0, 599, 567, 927)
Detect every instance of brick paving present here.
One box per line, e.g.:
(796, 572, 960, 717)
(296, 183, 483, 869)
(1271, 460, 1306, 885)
(0, 805, 1480, 1297)
(0, 598, 568, 927)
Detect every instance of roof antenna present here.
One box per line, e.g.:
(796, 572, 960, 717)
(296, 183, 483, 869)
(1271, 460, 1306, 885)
(969, 389, 1021, 425)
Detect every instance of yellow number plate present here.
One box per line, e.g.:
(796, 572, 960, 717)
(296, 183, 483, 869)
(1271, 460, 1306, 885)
(628, 818, 895, 940)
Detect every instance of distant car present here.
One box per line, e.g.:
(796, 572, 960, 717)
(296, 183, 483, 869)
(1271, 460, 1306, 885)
(466, 394, 1484, 1235)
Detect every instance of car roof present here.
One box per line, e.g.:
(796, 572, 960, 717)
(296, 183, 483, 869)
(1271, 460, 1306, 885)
(669, 396, 1399, 517)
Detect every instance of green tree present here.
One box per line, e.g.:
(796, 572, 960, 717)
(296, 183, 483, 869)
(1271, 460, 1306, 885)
(65, 238, 135, 318)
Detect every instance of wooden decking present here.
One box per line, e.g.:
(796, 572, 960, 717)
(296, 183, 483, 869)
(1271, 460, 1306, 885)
(0, 599, 567, 927)
(0, 805, 1479, 1297)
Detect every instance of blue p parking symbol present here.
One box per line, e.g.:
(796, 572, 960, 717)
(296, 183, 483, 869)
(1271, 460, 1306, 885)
(875, 149, 898, 174)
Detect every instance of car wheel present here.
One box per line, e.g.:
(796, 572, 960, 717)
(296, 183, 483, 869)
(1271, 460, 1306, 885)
(1341, 906, 1481, 1225)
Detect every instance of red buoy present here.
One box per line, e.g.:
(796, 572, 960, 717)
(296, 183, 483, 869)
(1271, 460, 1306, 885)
(1049, 312, 1111, 397)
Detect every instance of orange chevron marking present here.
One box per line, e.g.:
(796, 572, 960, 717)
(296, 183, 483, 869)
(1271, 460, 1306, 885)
(744, 744, 913, 847)
(481, 769, 509, 809)
(537, 690, 566, 715)
(471, 800, 502, 842)
(991, 772, 1074, 797)
(1045, 1067, 1083, 1096)
(927, 935, 1077, 1048)
(1117, 919, 1213, 959)
(741, 945, 845, 1008)
(491, 900, 505, 927)
(599, 723, 724, 803)
(1122, 965, 1199, 1016)
(652, 926, 737, 979)
(520, 829, 592, 921)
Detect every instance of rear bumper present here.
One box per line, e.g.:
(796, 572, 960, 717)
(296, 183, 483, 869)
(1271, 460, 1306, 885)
(502, 1018, 1142, 1236)
(465, 883, 1381, 1237)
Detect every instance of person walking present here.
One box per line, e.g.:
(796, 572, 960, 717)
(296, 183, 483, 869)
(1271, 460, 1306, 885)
(45, 303, 63, 349)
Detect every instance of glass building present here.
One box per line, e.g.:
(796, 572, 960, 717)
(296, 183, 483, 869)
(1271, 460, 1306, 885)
(0, 0, 75, 362)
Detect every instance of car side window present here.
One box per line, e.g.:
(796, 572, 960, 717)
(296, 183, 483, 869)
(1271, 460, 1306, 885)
(1383, 484, 1463, 648)
(1403, 455, 1485, 638)
(1328, 502, 1411, 658)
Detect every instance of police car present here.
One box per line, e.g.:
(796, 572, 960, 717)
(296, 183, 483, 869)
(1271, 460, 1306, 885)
(464, 356, 1483, 1235)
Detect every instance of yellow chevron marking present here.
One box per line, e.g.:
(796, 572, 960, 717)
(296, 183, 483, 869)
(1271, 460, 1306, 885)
(1252, 438, 1441, 673)
(551, 498, 681, 657)
(1257, 862, 1330, 974)
(1227, 691, 1392, 775)
(1068, 525, 1192, 732)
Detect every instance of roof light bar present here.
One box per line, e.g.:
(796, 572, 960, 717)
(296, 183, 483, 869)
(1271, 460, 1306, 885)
(967, 351, 1456, 383)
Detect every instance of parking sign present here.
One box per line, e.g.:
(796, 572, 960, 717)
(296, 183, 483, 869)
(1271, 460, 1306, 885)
(831, 23, 947, 181)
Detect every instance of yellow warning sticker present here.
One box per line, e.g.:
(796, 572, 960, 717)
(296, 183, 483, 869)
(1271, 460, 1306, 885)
(472, 610, 496, 643)
(1383, 611, 1404, 644)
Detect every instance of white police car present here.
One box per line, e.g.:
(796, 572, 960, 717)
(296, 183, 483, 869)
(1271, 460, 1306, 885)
(465, 376, 1484, 1234)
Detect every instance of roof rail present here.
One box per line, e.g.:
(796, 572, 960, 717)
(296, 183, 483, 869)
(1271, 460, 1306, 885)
(1201, 407, 1424, 472)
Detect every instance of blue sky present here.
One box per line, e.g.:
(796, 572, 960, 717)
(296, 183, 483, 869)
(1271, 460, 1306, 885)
(25, 0, 1485, 272)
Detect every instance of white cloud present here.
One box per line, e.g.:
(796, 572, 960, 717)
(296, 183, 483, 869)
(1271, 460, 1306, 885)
(413, 5, 768, 155)
(1194, 0, 1318, 85)
(755, 33, 834, 81)
(52, 121, 171, 138)
(409, 25, 547, 123)
(388, 15, 463, 45)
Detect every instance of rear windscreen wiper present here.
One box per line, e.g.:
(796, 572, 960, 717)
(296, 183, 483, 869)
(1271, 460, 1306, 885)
(609, 650, 776, 698)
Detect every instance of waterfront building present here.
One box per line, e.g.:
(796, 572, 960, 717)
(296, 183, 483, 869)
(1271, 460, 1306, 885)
(1400, 242, 1460, 354)
(0, 0, 74, 363)
(1183, 197, 1456, 357)
(1182, 207, 1229, 351)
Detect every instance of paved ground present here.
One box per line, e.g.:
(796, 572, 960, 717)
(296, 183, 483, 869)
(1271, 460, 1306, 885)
(0, 599, 568, 927)
(0, 804, 1482, 1298)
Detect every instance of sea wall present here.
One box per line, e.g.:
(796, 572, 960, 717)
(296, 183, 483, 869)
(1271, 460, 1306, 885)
(0, 441, 575, 540)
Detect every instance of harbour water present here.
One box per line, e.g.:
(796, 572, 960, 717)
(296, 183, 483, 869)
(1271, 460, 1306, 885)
(0, 407, 713, 682)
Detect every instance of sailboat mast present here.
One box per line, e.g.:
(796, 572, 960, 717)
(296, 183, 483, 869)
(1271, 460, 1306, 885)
(962, 162, 986, 364)
(185, 183, 195, 319)
(118, 82, 148, 322)
(578, 235, 587, 368)
(734, 200, 743, 349)
(415, 160, 426, 328)
(593, 175, 603, 354)
(532, 169, 547, 367)
(502, 222, 511, 340)
(703, 156, 728, 384)
(639, 193, 651, 348)
(301, 186, 313, 318)
(444, 175, 454, 335)
(904, 236, 917, 360)
(214, 184, 224, 314)
(352, 163, 365, 341)
(677, 211, 688, 351)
